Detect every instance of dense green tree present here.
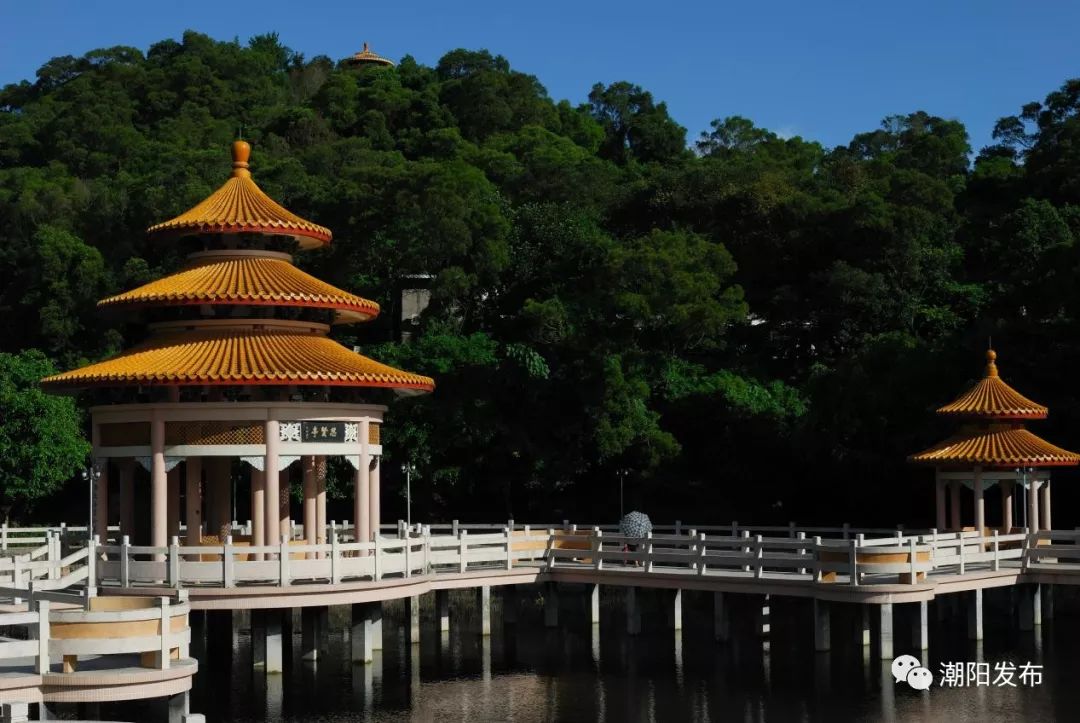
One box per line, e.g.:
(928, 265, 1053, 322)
(0, 350, 90, 521)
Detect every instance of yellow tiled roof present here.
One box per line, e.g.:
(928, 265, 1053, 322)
(909, 426, 1079, 468)
(146, 141, 331, 248)
(98, 252, 379, 324)
(345, 42, 394, 67)
(41, 325, 434, 393)
(936, 350, 1047, 419)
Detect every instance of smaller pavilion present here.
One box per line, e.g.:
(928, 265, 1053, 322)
(910, 349, 1079, 537)
(344, 42, 395, 68)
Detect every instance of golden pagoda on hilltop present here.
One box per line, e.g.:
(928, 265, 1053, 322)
(344, 41, 394, 68)
(910, 349, 1077, 536)
(43, 141, 432, 555)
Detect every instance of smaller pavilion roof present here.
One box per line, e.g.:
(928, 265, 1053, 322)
(909, 426, 1080, 468)
(41, 322, 434, 395)
(147, 141, 332, 248)
(344, 42, 394, 67)
(936, 349, 1048, 419)
(98, 251, 379, 324)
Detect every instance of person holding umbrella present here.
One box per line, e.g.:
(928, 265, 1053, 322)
(619, 511, 652, 567)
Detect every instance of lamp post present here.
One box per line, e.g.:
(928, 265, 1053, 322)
(81, 463, 101, 544)
(401, 462, 416, 527)
(617, 469, 629, 519)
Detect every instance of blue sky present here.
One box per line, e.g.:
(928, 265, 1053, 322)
(1, 0, 1077, 151)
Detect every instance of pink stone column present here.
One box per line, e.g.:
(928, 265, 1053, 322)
(279, 468, 291, 541)
(185, 458, 203, 546)
(151, 413, 167, 559)
(1040, 479, 1052, 531)
(167, 466, 181, 540)
(1027, 478, 1039, 532)
(369, 455, 381, 543)
(355, 451, 370, 549)
(250, 466, 265, 561)
(264, 419, 280, 552)
(315, 456, 327, 558)
(303, 456, 317, 558)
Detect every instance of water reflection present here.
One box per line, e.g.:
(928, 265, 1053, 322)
(86, 586, 1080, 722)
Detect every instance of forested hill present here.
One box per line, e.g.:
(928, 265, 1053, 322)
(2, 31, 1080, 526)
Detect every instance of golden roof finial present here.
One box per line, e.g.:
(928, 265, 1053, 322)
(985, 348, 998, 378)
(231, 140, 251, 178)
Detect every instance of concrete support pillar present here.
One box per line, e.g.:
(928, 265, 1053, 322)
(355, 450, 371, 546)
(713, 592, 729, 642)
(1001, 480, 1014, 532)
(264, 420, 280, 554)
(588, 584, 600, 626)
(185, 459, 202, 546)
(967, 589, 983, 641)
(369, 455, 381, 544)
(879, 603, 894, 659)
(251, 609, 266, 669)
(544, 582, 559, 628)
(973, 467, 985, 541)
(370, 604, 382, 650)
(0, 702, 30, 723)
(626, 587, 642, 636)
(435, 589, 450, 633)
(949, 480, 961, 531)
(302, 456, 317, 557)
(408, 595, 421, 643)
(351, 603, 376, 664)
(250, 466, 264, 560)
(266, 610, 283, 674)
(813, 599, 830, 652)
(667, 589, 683, 631)
(477, 585, 491, 636)
(757, 595, 771, 638)
(301, 606, 322, 662)
(1033, 584, 1042, 626)
(151, 413, 167, 556)
(278, 467, 290, 540)
(935, 474, 946, 532)
(1041, 480, 1052, 530)
(119, 459, 135, 543)
(861, 605, 871, 647)
(167, 466, 181, 541)
(315, 457, 327, 546)
(166, 691, 189, 723)
(912, 601, 929, 650)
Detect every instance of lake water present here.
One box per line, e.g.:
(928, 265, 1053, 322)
(99, 585, 1078, 722)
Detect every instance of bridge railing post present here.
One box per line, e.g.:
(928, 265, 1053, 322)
(504, 526, 513, 570)
(959, 534, 966, 574)
(741, 530, 751, 572)
(223, 536, 234, 587)
(646, 531, 655, 573)
(451, 519, 459, 537)
(908, 538, 917, 584)
(35, 598, 49, 674)
(1, 521, 7, 551)
(688, 529, 698, 572)
(593, 528, 603, 571)
(331, 531, 341, 584)
(929, 528, 939, 568)
(546, 528, 555, 571)
(797, 531, 807, 575)
(158, 596, 170, 670)
(87, 536, 98, 588)
(168, 536, 180, 588)
(120, 536, 131, 587)
(813, 536, 823, 581)
(848, 538, 859, 587)
(279, 535, 290, 586)
(754, 535, 764, 578)
(458, 531, 468, 574)
(697, 532, 707, 575)
(992, 530, 1000, 572)
(373, 534, 382, 581)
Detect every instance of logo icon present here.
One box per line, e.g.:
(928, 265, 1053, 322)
(892, 655, 933, 690)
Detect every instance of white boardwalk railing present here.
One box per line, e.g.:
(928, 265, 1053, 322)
(2, 524, 1080, 593)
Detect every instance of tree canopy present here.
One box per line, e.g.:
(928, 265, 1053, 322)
(3, 31, 1080, 526)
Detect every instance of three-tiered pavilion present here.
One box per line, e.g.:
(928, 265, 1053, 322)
(910, 349, 1077, 537)
(42, 140, 434, 554)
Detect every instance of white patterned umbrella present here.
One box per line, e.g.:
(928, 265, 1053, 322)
(619, 511, 652, 539)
